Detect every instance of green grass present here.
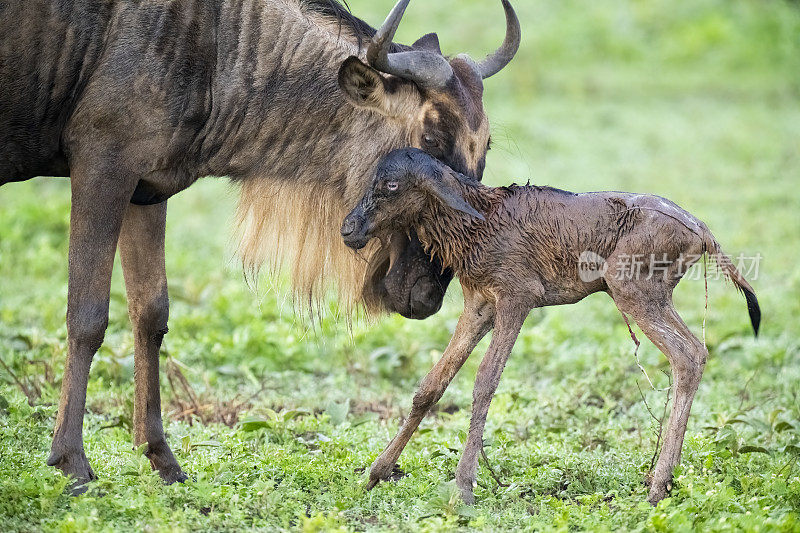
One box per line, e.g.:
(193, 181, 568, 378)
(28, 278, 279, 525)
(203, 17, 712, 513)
(1, 0, 800, 530)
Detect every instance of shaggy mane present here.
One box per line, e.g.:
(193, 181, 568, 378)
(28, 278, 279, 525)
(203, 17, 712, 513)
(299, 0, 407, 52)
(232, 0, 413, 318)
(235, 179, 386, 319)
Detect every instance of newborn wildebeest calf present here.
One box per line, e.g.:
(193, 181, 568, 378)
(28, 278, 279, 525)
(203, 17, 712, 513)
(341, 147, 760, 504)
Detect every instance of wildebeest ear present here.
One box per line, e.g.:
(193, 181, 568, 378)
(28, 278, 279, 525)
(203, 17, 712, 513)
(412, 33, 442, 55)
(338, 56, 392, 114)
(425, 173, 485, 221)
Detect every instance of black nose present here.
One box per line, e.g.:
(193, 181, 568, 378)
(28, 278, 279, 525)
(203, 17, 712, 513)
(406, 277, 445, 319)
(341, 217, 357, 237)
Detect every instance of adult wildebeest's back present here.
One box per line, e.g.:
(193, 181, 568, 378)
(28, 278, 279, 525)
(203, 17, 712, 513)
(1, 0, 521, 491)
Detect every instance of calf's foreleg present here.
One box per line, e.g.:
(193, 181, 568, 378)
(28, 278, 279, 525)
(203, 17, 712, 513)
(119, 201, 186, 484)
(455, 301, 528, 504)
(367, 289, 494, 490)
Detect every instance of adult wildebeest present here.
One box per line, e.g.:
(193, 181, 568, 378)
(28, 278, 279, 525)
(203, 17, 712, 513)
(0, 0, 520, 490)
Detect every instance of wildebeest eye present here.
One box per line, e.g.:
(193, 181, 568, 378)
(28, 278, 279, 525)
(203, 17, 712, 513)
(422, 133, 438, 148)
(386, 180, 399, 192)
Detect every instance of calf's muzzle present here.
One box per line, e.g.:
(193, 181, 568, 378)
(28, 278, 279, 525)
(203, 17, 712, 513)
(341, 210, 371, 250)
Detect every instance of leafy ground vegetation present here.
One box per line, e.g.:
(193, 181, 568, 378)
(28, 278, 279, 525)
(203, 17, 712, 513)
(1, 0, 799, 530)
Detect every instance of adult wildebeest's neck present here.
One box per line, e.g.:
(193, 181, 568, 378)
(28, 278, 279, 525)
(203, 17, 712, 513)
(203, 0, 410, 181)
(212, 0, 415, 314)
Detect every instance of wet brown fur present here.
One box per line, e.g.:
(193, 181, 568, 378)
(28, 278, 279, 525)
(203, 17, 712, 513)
(347, 149, 760, 505)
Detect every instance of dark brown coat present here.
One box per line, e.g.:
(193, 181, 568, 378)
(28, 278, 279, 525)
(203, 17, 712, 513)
(0, 0, 520, 490)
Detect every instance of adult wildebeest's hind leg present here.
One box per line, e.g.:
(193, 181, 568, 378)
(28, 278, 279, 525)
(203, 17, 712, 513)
(47, 162, 137, 493)
(119, 202, 187, 484)
(367, 288, 495, 490)
(610, 282, 708, 504)
(455, 299, 528, 504)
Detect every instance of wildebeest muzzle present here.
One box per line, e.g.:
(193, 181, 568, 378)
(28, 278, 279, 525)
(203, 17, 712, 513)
(340, 207, 371, 251)
(341, 211, 451, 319)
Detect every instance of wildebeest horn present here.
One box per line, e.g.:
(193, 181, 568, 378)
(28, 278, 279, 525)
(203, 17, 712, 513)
(367, 0, 454, 90)
(476, 0, 521, 79)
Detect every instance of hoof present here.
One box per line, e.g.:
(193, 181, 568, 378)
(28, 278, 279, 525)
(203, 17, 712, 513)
(365, 461, 404, 490)
(144, 440, 187, 485)
(456, 478, 476, 505)
(647, 479, 672, 505)
(47, 450, 97, 494)
(159, 465, 189, 485)
(365, 463, 392, 491)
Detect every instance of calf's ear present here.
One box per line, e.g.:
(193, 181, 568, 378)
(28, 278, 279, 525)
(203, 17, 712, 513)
(338, 57, 395, 115)
(426, 174, 485, 221)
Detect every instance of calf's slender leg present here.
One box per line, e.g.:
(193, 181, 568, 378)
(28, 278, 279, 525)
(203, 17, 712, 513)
(47, 165, 136, 492)
(119, 201, 187, 484)
(615, 295, 707, 504)
(455, 301, 528, 504)
(367, 288, 494, 490)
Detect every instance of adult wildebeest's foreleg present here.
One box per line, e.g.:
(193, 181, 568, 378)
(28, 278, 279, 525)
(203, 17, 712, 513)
(367, 289, 494, 490)
(455, 300, 528, 504)
(119, 202, 187, 484)
(48, 168, 136, 493)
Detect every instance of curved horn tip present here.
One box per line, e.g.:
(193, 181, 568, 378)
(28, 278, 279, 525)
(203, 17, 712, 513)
(478, 0, 522, 80)
(374, 0, 411, 43)
(368, 0, 412, 68)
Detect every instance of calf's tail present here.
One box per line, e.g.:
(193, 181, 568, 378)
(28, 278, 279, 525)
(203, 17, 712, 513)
(702, 233, 761, 337)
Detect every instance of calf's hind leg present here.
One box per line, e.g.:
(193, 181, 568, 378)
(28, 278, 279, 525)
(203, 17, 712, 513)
(119, 202, 186, 484)
(613, 290, 707, 504)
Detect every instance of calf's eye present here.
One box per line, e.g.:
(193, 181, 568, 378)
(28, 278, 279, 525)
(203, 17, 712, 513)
(422, 133, 438, 148)
(386, 181, 399, 192)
